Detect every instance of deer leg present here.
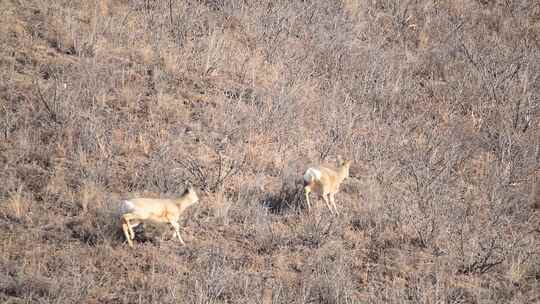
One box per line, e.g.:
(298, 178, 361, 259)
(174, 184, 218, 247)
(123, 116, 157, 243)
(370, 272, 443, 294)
(169, 220, 185, 245)
(121, 214, 135, 247)
(329, 193, 339, 215)
(123, 214, 139, 240)
(129, 222, 141, 240)
(322, 193, 334, 215)
(304, 185, 312, 210)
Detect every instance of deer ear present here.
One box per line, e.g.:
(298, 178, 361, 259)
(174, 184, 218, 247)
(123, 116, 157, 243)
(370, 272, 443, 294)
(336, 155, 343, 164)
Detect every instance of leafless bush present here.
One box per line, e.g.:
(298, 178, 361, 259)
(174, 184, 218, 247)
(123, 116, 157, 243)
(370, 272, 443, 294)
(176, 148, 246, 193)
(300, 242, 357, 303)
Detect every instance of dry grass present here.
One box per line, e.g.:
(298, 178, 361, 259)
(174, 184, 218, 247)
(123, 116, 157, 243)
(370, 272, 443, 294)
(1, 0, 539, 303)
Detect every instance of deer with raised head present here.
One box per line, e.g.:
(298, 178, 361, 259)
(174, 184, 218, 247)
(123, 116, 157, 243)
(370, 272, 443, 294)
(303, 158, 351, 215)
(120, 186, 199, 247)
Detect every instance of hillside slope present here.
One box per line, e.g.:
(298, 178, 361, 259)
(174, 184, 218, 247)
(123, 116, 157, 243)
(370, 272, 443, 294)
(1, 1, 539, 303)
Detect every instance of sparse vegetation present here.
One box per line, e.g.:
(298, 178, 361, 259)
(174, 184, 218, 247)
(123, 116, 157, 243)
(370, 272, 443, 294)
(1, 0, 539, 303)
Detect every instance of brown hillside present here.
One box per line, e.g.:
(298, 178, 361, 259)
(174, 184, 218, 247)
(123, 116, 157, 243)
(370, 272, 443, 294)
(1, 0, 539, 303)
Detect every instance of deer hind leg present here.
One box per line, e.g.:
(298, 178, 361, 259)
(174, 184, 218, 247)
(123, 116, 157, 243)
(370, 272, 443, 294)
(121, 214, 136, 247)
(321, 192, 334, 215)
(304, 184, 313, 210)
(129, 222, 142, 239)
(124, 214, 141, 239)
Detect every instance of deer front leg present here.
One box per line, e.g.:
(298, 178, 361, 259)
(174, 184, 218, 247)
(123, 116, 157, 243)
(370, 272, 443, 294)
(322, 193, 334, 215)
(329, 193, 339, 216)
(169, 220, 185, 245)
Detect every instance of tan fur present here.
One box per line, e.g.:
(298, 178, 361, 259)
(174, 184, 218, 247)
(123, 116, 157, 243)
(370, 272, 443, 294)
(120, 187, 199, 247)
(303, 159, 351, 215)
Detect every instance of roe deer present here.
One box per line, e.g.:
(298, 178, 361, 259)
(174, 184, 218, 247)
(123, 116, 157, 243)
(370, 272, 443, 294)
(120, 186, 199, 247)
(303, 159, 351, 215)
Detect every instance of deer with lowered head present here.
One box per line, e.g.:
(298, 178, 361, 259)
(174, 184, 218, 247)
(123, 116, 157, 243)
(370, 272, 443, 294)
(303, 157, 351, 215)
(120, 186, 199, 247)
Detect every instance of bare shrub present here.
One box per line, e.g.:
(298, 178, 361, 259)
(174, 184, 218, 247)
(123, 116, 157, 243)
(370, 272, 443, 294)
(177, 148, 246, 194)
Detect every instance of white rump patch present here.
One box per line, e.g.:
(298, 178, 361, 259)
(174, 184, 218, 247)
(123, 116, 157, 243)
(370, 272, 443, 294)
(120, 200, 135, 213)
(304, 168, 322, 182)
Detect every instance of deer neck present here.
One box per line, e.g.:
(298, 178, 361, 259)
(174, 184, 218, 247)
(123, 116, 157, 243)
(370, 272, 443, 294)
(175, 197, 196, 211)
(337, 166, 349, 181)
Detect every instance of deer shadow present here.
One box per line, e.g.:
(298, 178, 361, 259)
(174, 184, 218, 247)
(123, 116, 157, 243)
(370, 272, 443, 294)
(261, 180, 306, 215)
